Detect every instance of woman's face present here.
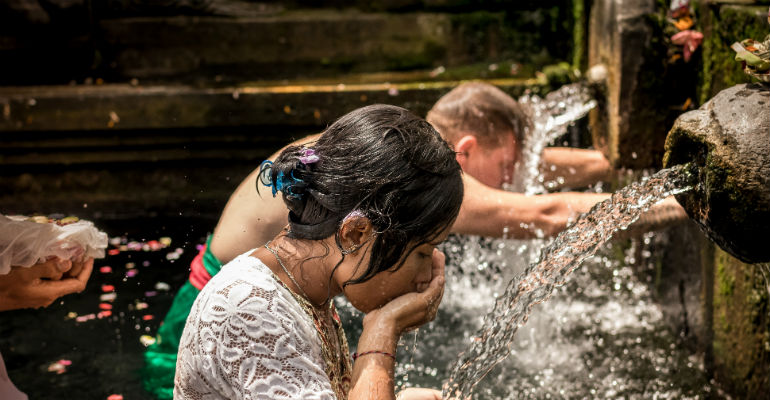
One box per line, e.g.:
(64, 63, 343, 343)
(341, 230, 449, 313)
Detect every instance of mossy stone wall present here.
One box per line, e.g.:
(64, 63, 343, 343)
(711, 247, 770, 398)
(698, 4, 769, 104)
(589, 0, 770, 396)
(692, 3, 770, 397)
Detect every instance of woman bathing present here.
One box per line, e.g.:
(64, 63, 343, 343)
(174, 104, 463, 399)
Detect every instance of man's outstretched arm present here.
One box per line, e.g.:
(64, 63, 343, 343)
(452, 174, 610, 238)
(540, 148, 612, 190)
(452, 174, 688, 239)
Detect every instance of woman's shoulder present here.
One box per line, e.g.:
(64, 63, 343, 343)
(200, 252, 285, 309)
(183, 251, 322, 360)
(195, 252, 315, 327)
(177, 252, 335, 400)
(216, 250, 275, 282)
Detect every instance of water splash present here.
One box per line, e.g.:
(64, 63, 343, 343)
(443, 164, 696, 398)
(434, 82, 600, 315)
(512, 83, 598, 195)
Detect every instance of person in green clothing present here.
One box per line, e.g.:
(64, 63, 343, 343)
(143, 84, 686, 399)
(142, 237, 222, 399)
(142, 130, 322, 399)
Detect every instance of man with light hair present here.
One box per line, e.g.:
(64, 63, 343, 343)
(427, 82, 611, 191)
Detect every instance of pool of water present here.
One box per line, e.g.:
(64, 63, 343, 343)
(0, 220, 722, 400)
(338, 232, 722, 399)
(0, 216, 214, 400)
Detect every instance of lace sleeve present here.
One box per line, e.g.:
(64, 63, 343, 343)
(175, 259, 336, 400)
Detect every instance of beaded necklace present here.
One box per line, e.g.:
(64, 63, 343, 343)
(263, 241, 352, 398)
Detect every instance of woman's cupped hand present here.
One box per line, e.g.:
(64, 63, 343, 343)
(0, 256, 93, 311)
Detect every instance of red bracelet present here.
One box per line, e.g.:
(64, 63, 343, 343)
(351, 350, 396, 362)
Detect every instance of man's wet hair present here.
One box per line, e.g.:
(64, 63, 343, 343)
(426, 82, 531, 148)
(267, 104, 464, 287)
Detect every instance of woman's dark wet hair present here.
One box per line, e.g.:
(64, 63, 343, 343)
(261, 104, 463, 286)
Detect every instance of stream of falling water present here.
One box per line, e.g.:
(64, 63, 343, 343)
(512, 83, 597, 195)
(442, 164, 697, 398)
(334, 83, 717, 398)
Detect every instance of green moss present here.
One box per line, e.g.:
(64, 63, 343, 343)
(745, 268, 769, 320)
(446, 8, 573, 71)
(713, 253, 731, 334)
(711, 249, 770, 396)
(698, 5, 769, 104)
(717, 255, 735, 297)
(663, 126, 710, 170)
(703, 152, 762, 231)
(699, 5, 717, 105)
(541, 61, 576, 90)
(385, 40, 447, 71)
(571, 0, 585, 70)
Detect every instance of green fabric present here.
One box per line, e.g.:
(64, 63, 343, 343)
(142, 281, 199, 400)
(202, 240, 221, 278)
(142, 238, 223, 400)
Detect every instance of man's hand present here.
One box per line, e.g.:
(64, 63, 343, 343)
(0, 257, 93, 311)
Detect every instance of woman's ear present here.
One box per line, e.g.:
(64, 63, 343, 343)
(454, 134, 478, 168)
(338, 215, 374, 254)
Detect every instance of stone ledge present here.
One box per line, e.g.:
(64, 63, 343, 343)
(0, 163, 248, 219)
(98, 12, 453, 79)
(0, 77, 536, 132)
(1, 7, 571, 85)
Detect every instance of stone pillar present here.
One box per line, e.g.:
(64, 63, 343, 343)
(588, 0, 669, 168)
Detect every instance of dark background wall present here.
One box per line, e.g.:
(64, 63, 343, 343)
(1, 0, 583, 219)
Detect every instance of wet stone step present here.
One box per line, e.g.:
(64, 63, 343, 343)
(1, 7, 571, 85)
(96, 10, 536, 83)
(100, 12, 457, 80)
(0, 77, 535, 133)
(0, 73, 541, 216)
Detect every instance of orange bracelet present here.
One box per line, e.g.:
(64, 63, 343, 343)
(352, 350, 396, 362)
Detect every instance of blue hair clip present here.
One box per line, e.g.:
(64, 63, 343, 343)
(257, 160, 305, 198)
(257, 161, 278, 197)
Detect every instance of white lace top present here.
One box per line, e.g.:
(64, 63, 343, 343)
(174, 251, 350, 400)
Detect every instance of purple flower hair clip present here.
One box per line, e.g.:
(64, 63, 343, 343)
(342, 209, 366, 224)
(299, 148, 320, 165)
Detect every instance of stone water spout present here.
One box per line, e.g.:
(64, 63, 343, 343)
(663, 83, 770, 263)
